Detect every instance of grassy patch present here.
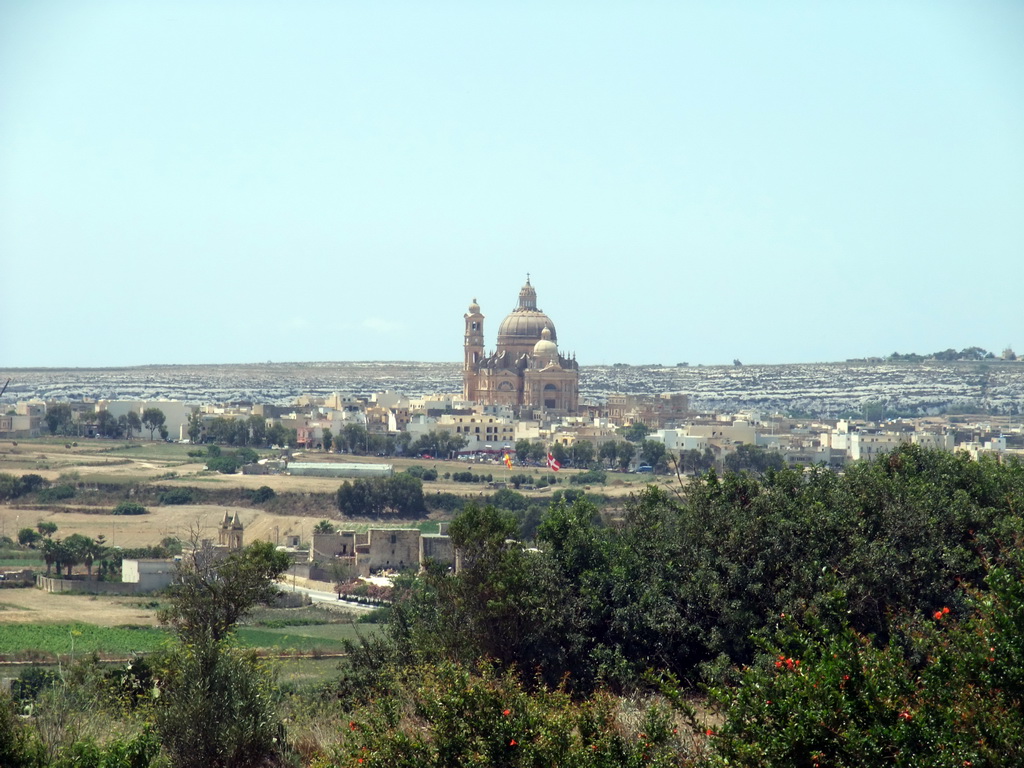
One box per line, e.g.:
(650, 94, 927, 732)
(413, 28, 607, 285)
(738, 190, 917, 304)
(275, 656, 347, 689)
(234, 622, 375, 652)
(0, 623, 170, 657)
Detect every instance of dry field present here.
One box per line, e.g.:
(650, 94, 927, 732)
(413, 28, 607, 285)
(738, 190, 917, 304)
(0, 438, 666, 551)
(0, 588, 161, 626)
(0, 439, 667, 633)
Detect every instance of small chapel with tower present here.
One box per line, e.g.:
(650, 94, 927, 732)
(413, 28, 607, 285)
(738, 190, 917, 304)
(463, 277, 579, 415)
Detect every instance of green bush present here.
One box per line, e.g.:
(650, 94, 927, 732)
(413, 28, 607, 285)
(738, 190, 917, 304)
(0, 693, 43, 767)
(570, 468, 607, 485)
(326, 661, 687, 768)
(37, 484, 75, 502)
(404, 466, 438, 481)
(249, 485, 275, 503)
(425, 492, 463, 512)
(708, 557, 1024, 767)
(154, 641, 282, 768)
(113, 501, 148, 516)
(206, 456, 240, 474)
(50, 730, 160, 768)
(158, 488, 194, 505)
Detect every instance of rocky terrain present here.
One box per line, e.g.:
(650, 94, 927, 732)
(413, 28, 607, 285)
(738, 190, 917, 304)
(3, 360, 1023, 417)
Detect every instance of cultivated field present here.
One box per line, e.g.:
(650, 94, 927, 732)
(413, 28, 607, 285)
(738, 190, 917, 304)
(0, 437, 662, 655)
(0, 439, 658, 550)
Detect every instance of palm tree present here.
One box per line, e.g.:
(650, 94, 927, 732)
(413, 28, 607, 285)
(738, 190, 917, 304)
(40, 538, 57, 576)
(63, 534, 91, 578)
(82, 537, 105, 579)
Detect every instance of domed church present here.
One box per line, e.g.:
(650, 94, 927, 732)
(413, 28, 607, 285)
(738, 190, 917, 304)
(463, 277, 579, 414)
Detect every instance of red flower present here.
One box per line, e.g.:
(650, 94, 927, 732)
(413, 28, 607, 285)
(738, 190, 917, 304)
(705, 728, 714, 736)
(899, 711, 912, 721)
(509, 739, 517, 747)
(502, 709, 511, 716)
(934, 611, 944, 620)
(349, 721, 358, 731)
(943, 606, 950, 614)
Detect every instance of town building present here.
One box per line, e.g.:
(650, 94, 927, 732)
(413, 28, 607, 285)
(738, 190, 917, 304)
(308, 524, 454, 578)
(463, 277, 579, 415)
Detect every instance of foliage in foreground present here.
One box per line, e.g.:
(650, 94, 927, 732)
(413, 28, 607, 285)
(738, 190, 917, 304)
(708, 553, 1024, 767)
(315, 661, 699, 768)
(387, 446, 1024, 694)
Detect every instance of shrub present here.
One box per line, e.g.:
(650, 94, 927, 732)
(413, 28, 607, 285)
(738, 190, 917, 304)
(250, 486, 276, 504)
(330, 661, 686, 767)
(206, 456, 240, 474)
(159, 488, 195, 505)
(37, 484, 75, 502)
(570, 469, 607, 485)
(404, 466, 437, 481)
(113, 501, 148, 516)
(709, 565, 1024, 768)
(154, 641, 283, 768)
(426, 492, 463, 512)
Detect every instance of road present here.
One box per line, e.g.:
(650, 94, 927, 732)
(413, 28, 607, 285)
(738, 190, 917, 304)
(276, 580, 378, 612)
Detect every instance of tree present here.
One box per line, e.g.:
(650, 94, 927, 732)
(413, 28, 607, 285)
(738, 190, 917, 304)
(528, 441, 548, 464)
(96, 410, 120, 438)
(155, 541, 290, 768)
(45, 404, 73, 436)
(616, 441, 636, 472)
(336, 475, 426, 517)
(599, 440, 618, 467)
(618, 422, 650, 442)
(126, 410, 141, 439)
(141, 408, 166, 441)
(160, 540, 291, 646)
(76, 536, 104, 578)
(247, 414, 266, 446)
(639, 439, 668, 473)
(550, 442, 569, 468)
(679, 447, 716, 474)
(17, 528, 39, 548)
(313, 519, 336, 534)
(514, 438, 531, 464)
(36, 520, 58, 538)
(571, 440, 595, 468)
(342, 423, 368, 454)
(40, 538, 58, 576)
(62, 534, 92, 578)
(187, 408, 203, 444)
(724, 443, 785, 474)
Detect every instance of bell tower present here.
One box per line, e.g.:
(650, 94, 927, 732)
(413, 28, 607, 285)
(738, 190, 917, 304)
(463, 298, 484, 400)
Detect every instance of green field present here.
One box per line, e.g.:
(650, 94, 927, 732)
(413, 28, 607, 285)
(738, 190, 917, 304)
(0, 623, 170, 657)
(235, 621, 376, 652)
(0, 617, 376, 658)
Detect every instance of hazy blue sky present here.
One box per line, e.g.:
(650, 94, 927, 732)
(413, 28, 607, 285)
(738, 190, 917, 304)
(2, 1, 1021, 368)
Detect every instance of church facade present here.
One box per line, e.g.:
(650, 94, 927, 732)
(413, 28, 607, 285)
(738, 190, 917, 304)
(463, 277, 579, 415)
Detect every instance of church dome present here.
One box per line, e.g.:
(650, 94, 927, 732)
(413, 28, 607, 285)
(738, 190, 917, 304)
(533, 326, 558, 361)
(496, 277, 557, 349)
(468, 298, 480, 314)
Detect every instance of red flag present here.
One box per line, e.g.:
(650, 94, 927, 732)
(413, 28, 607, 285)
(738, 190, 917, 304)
(503, 452, 513, 469)
(547, 452, 561, 471)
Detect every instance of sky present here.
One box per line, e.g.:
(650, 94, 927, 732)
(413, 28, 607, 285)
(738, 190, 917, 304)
(1, 1, 1022, 368)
